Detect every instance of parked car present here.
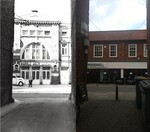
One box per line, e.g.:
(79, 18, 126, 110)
(12, 75, 24, 86)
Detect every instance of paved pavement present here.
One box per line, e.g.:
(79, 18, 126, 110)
(12, 84, 71, 94)
(1, 84, 147, 132)
(77, 84, 146, 132)
(1, 84, 75, 132)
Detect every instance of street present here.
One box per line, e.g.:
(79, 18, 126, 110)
(1, 84, 75, 132)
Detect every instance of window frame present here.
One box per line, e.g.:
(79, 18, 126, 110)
(61, 44, 68, 56)
(128, 44, 137, 57)
(93, 44, 103, 58)
(109, 44, 117, 57)
(144, 44, 148, 57)
(22, 30, 28, 36)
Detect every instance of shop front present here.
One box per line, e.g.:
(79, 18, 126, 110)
(87, 62, 147, 84)
(20, 60, 59, 85)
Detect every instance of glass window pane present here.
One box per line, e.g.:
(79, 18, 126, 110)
(47, 71, 50, 79)
(43, 71, 46, 79)
(94, 45, 103, 57)
(30, 30, 35, 35)
(32, 71, 35, 79)
(22, 71, 25, 79)
(22, 30, 28, 35)
(32, 49, 35, 59)
(47, 52, 50, 59)
(37, 30, 43, 35)
(36, 71, 39, 79)
(26, 71, 29, 79)
(44, 31, 50, 35)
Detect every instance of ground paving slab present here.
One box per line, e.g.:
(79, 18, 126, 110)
(76, 84, 146, 132)
(1, 85, 75, 132)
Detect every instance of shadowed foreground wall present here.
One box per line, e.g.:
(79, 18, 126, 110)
(1, 0, 14, 106)
(147, 0, 150, 76)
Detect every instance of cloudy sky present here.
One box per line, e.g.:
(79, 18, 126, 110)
(89, 0, 146, 31)
(15, 0, 146, 31)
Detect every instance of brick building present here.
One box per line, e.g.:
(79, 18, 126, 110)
(13, 11, 71, 85)
(88, 30, 148, 84)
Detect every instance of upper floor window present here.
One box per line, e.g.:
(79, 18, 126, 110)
(32, 44, 40, 59)
(128, 44, 137, 57)
(22, 44, 50, 60)
(144, 44, 148, 57)
(30, 30, 36, 36)
(109, 44, 117, 57)
(94, 45, 103, 58)
(42, 45, 50, 59)
(62, 44, 67, 56)
(62, 32, 67, 36)
(22, 30, 28, 36)
(37, 30, 43, 36)
(44, 31, 50, 36)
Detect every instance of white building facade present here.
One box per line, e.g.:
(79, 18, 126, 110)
(13, 11, 71, 85)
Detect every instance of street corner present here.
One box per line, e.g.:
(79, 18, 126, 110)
(0, 99, 20, 118)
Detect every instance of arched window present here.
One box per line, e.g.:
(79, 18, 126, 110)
(22, 43, 50, 60)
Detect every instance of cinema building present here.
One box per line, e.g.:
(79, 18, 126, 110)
(88, 30, 148, 84)
(13, 11, 71, 85)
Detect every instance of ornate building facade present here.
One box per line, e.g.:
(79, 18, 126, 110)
(13, 11, 71, 85)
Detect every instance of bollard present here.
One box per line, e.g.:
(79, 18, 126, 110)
(116, 85, 118, 100)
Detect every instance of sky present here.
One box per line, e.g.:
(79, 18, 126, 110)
(15, 0, 71, 23)
(89, 0, 147, 31)
(15, 0, 146, 31)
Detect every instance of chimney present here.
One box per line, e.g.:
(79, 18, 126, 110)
(31, 10, 38, 16)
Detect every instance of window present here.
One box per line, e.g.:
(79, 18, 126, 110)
(32, 44, 40, 59)
(109, 44, 117, 57)
(62, 32, 67, 36)
(32, 71, 35, 79)
(26, 71, 29, 79)
(22, 71, 25, 79)
(42, 45, 50, 59)
(44, 31, 50, 36)
(37, 30, 43, 36)
(47, 71, 50, 79)
(36, 71, 39, 79)
(22, 30, 28, 36)
(22, 44, 50, 60)
(43, 71, 46, 79)
(13, 64, 19, 71)
(30, 30, 35, 36)
(128, 44, 137, 57)
(144, 44, 148, 57)
(94, 45, 103, 57)
(62, 44, 67, 55)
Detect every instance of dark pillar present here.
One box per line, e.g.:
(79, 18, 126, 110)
(147, 0, 150, 77)
(1, 0, 14, 106)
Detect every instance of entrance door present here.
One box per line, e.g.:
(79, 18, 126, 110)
(32, 70, 40, 84)
(42, 69, 51, 84)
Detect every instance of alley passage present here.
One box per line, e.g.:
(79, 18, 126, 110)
(1, 93, 75, 132)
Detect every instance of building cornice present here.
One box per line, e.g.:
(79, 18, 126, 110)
(15, 19, 61, 26)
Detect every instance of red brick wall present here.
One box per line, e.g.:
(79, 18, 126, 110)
(88, 30, 147, 63)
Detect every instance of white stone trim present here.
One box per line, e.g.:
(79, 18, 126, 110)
(88, 62, 147, 69)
